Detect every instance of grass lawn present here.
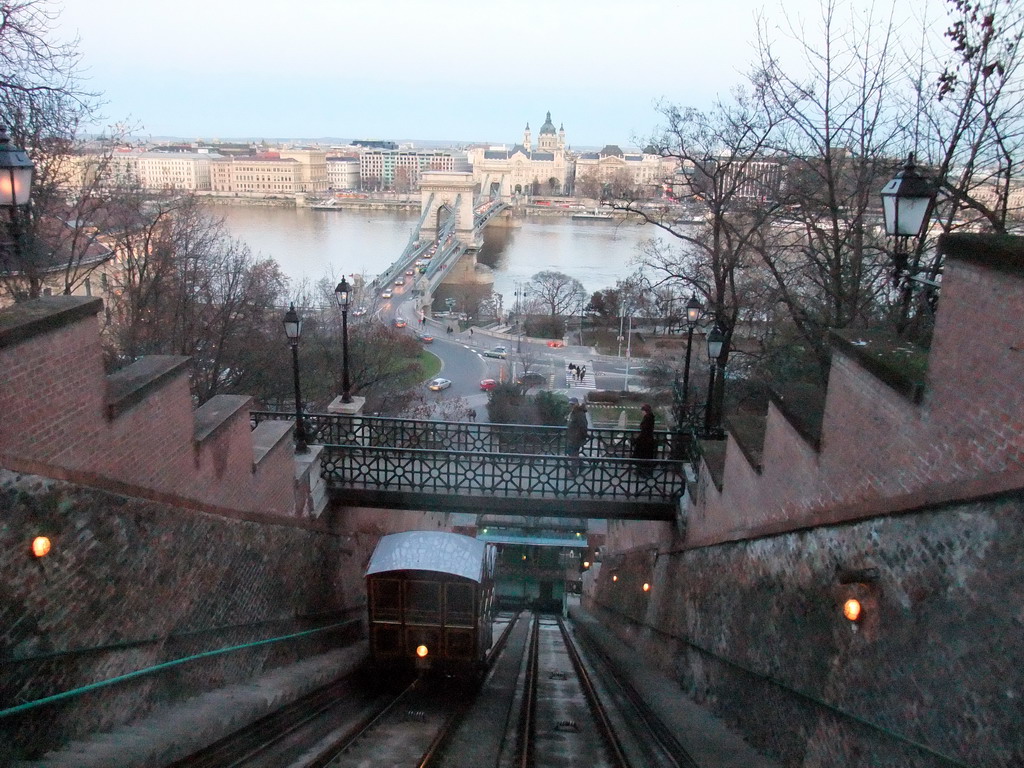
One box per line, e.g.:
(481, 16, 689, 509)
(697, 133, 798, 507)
(417, 349, 442, 381)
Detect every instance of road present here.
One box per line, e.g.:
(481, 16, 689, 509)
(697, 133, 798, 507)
(378, 283, 650, 414)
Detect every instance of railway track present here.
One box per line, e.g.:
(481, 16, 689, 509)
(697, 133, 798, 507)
(162, 611, 694, 768)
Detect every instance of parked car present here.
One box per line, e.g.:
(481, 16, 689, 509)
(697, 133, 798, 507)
(517, 372, 546, 387)
(482, 346, 508, 359)
(394, 317, 407, 328)
(417, 332, 434, 343)
(479, 378, 497, 391)
(428, 378, 451, 391)
(352, 306, 368, 317)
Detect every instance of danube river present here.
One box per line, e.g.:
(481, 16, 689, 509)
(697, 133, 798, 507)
(211, 203, 673, 299)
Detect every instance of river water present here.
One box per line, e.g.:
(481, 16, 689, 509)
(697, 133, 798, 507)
(211, 203, 672, 300)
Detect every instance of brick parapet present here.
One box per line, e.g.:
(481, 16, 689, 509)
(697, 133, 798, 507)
(0, 297, 305, 518)
(688, 233, 1024, 546)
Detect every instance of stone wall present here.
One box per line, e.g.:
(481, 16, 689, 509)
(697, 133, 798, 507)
(590, 490, 1024, 767)
(0, 470, 369, 761)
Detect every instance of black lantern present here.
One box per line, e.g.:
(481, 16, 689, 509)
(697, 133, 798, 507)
(334, 277, 353, 404)
(282, 303, 308, 452)
(880, 154, 936, 239)
(0, 127, 34, 208)
(685, 295, 702, 327)
(704, 324, 725, 438)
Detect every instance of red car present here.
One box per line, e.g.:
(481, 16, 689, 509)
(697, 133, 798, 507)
(479, 378, 497, 391)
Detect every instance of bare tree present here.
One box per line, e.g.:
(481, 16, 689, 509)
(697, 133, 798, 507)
(749, 0, 906, 374)
(528, 270, 585, 317)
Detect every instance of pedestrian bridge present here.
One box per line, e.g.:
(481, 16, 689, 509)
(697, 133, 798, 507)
(252, 412, 689, 520)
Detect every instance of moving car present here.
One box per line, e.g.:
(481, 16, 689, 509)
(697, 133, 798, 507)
(395, 277, 405, 286)
(417, 332, 434, 343)
(517, 372, 546, 387)
(381, 289, 393, 299)
(405, 269, 415, 276)
(352, 306, 368, 317)
(482, 346, 508, 359)
(428, 378, 451, 391)
(394, 317, 407, 328)
(479, 378, 497, 391)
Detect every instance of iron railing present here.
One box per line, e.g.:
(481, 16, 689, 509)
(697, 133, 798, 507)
(250, 411, 681, 461)
(319, 444, 685, 504)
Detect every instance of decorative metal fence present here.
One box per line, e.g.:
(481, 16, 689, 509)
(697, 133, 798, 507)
(250, 411, 681, 461)
(318, 445, 685, 504)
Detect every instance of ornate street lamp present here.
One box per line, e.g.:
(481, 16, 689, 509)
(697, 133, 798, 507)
(0, 126, 35, 274)
(0, 126, 34, 208)
(334, 277, 353, 403)
(703, 323, 725, 438)
(282, 303, 309, 453)
(880, 153, 937, 284)
(681, 295, 702, 408)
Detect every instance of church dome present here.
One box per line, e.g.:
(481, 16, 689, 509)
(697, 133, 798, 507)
(539, 111, 556, 135)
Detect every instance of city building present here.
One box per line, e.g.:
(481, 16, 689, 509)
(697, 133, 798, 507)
(326, 157, 360, 190)
(574, 145, 673, 198)
(467, 111, 573, 196)
(359, 148, 470, 192)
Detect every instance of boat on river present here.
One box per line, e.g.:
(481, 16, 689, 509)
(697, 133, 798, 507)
(571, 208, 614, 220)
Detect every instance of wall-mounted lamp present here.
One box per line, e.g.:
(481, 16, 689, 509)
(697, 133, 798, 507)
(842, 598, 863, 622)
(31, 536, 51, 558)
(612, 574, 618, 582)
(582, 561, 591, 569)
(642, 582, 651, 593)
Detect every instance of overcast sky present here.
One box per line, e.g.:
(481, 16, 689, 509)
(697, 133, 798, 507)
(56, 0, 938, 148)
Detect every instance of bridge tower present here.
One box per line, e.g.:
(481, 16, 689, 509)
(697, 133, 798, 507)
(419, 171, 479, 247)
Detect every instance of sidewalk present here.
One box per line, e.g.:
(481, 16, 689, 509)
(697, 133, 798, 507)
(13, 645, 366, 768)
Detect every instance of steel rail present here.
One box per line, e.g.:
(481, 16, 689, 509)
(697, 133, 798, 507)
(557, 617, 631, 768)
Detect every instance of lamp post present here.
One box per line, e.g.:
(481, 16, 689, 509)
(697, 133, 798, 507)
(334, 277, 353, 403)
(672, 294, 703, 458)
(681, 295, 702, 410)
(282, 303, 308, 453)
(703, 323, 725, 438)
(0, 126, 35, 280)
(880, 154, 938, 321)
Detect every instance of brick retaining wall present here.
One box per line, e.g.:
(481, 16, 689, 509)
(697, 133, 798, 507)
(589, 491, 1024, 767)
(0, 470, 372, 762)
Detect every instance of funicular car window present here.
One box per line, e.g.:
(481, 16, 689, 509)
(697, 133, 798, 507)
(371, 578, 402, 622)
(445, 582, 475, 627)
(405, 580, 442, 624)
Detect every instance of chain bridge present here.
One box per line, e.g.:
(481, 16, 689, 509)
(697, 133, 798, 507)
(370, 171, 509, 314)
(252, 412, 689, 520)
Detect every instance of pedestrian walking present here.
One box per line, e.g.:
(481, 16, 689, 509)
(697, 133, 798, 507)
(632, 403, 657, 477)
(447, 325, 453, 335)
(579, 365, 587, 382)
(467, 408, 477, 422)
(566, 398, 589, 476)
(469, 327, 474, 336)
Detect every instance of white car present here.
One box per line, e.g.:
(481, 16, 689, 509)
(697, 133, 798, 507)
(428, 378, 452, 391)
(482, 346, 508, 359)
(381, 289, 393, 299)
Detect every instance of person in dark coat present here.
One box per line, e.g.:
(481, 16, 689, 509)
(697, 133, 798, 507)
(632, 403, 656, 476)
(566, 398, 589, 476)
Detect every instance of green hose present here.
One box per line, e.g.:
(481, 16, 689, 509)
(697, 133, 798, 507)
(0, 619, 356, 719)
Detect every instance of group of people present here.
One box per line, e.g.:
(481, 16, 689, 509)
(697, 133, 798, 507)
(567, 362, 588, 382)
(566, 398, 657, 477)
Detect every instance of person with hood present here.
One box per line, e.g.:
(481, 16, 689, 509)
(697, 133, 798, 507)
(632, 403, 656, 476)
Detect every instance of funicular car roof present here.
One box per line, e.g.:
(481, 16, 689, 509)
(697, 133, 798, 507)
(366, 531, 494, 583)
